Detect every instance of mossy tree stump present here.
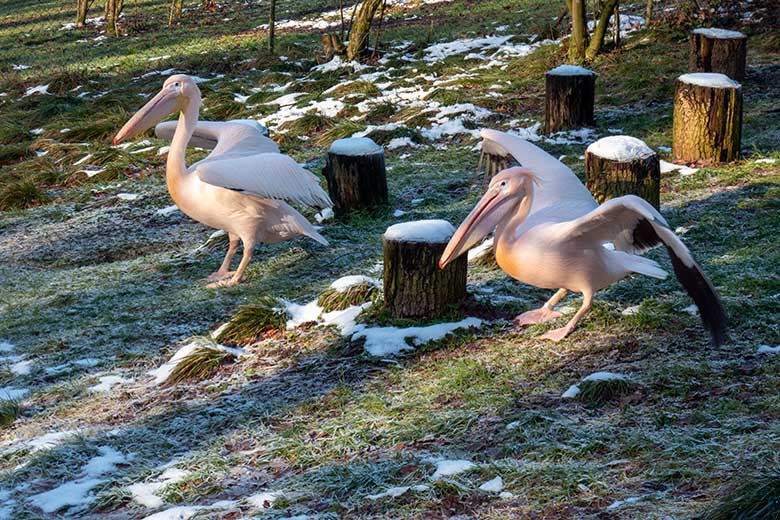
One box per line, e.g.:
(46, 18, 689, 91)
(672, 73, 742, 164)
(585, 136, 660, 209)
(545, 64, 596, 134)
(690, 28, 747, 81)
(383, 220, 466, 319)
(322, 137, 388, 216)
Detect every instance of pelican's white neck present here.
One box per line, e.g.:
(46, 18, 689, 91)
(167, 95, 201, 177)
(496, 182, 535, 242)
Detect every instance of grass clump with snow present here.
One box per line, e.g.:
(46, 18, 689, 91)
(701, 469, 780, 520)
(0, 399, 21, 428)
(167, 343, 237, 384)
(576, 377, 635, 406)
(216, 296, 288, 345)
(318, 281, 380, 312)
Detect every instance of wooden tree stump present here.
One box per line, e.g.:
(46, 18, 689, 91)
(322, 137, 388, 216)
(585, 136, 661, 209)
(383, 220, 467, 319)
(672, 73, 742, 164)
(544, 64, 596, 134)
(690, 28, 747, 81)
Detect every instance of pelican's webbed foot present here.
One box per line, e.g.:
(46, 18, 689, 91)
(539, 326, 573, 342)
(514, 307, 562, 326)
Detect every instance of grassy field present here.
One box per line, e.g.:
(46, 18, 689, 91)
(1, 0, 779, 518)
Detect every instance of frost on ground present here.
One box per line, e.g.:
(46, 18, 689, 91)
(127, 467, 191, 508)
(562, 371, 629, 399)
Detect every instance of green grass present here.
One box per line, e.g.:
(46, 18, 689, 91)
(215, 297, 288, 345)
(167, 342, 238, 384)
(318, 282, 379, 312)
(701, 469, 780, 520)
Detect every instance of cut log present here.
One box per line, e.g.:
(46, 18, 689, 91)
(322, 137, 388, 216)
(545, 64, 596, 134)
(383, 220, 467, 319)
(690, 27, 747, 81)
(672, 73, 742, 164)
(585, 135, 660, 209)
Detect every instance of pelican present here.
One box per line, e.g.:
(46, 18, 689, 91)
(114, 75, 332, 287)
(439, 129, 727, 345)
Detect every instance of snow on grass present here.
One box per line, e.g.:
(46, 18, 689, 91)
(0, 430, 81, 455)
(383, 219, 454, 243)
(0, 341, 12, 353)
(424, 35, 512, 62)
(77, 168, 106, 178)
(9, 360, 32, 376)
(23, 84, 50, 97)
(393, 209, 407, 217)
(28, 446, 130, 514)
(330, 275, 380, 292)
(479, 476, 504, 492)
(89, 375, 132, 393)
(157, 146, 171, 156)
(314, 207, 334, 223)
(366, 485, 429, 500)
(354, 317, 483, 357)
(116, 193, 142, 201)
(678, 72, 740, 89)
(562, 372, 628, 399)
(148, 341, 245, 385)
(0, 387, 27, 400)
(312, 56, 369, 73)
(247, 490, 284, 509)
(127, 467, 191, 508)
(430, 459, 476, 479)
(660, 159, 699, 176)
(757, 345, 780, 354)
(155, 205, 179, 216)
(468, 237, 494, 261)
(755, 158, 777, 164)
(587, 136, 655, 162)
(387, 136, 420, 150)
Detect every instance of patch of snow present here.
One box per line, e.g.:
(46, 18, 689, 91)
(312, 55, 368, 73)
(0, 387, 27, 400)
(678, 72, 740, 89)
(431, 459, 476, 479)
(89, 375, 132, 393)
(73, 154, 93, 166)
(140, 505, 203, 520)
(314, 207, 334, 223)
(12, 64, 30, 70)
(758, 345, 780, 354)
(0, 342, 12, 353)
(284, 299, 323, 329)
(322, 303, 373, 336)
(10, 360, 32, 376)
(23, 84, 50, 97)
(155, 205, 179, 216)
(330, 275, 379, 292)
(479, 476, 504, 492)
(30, 128, 44, 135)
(329, 137, 383, 156)
(393, 209, 407, 217)
(148, 342, 243, 385)
(468, 237, 494, 261)
(563, 371, 628, 399)
(606, 495, 645, 511)
(384, 219, 454, 243)
(387, 136, 420, 150)
(157, 146, 171, 155)
(548, 64, 594, 76)
(692, 27, 746, 39)
(587, 136, 654, 162)
(621, 305, 641, 316)
(755, 158, 777, 164)
(354, 317, 483, 357)
(366, 485, 429, 500)
(116, 193, 141, 201)
(660, 160, 699, 176)
(74, 358, 100, 367)
(682, 304, 699, 315)
(247, 491, 284, 509)
(127, 468, 190, 508)
(78, 168, 105, 178)
(499, 491, 515, 499)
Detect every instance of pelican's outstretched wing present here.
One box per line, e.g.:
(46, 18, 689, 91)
(479, 129, 597, 221)
(560, 195, 727, 346)
(155, 119, 279, 155)
(193, 153, 333, 210)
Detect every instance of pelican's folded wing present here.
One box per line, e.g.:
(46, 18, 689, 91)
(194, 153, 333, 209)
(155, 120, 279, 155)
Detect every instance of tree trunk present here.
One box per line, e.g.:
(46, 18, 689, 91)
(201, 0, 216, 10)
(568, 0, 588, 61)
(76, 0, 89, 27)
(268, 0, 277, 54)
(346, 0, 383, 61)
(105, 0, 118, 36)
(116, 0, 123, 17)
(585, 0, 619, 60)
(169, 0, 184, 26)
(689, 28, 747, 81)
(672, 74, 742, 164)
(322, 137, 388, 216)
(383, 221, 467, 319)
(321, 33, 346, 61)
(544, 65, 596, 134)
(585, 137, 660, 209)
(646, 0, 653, 25)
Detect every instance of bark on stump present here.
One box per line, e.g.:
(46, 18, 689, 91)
(690, 28, 747, 81)
(672, 73, 742, 164)
(323, 137, 388, 216)
(585, 135, 661, 209)
(545, 65, 596, 134)
(383, 220, 467, 319)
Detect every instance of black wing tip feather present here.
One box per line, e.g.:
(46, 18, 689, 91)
(667, 248, 728, 347)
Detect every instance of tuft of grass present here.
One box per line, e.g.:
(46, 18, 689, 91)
(167, 344, 236, 384)
(0, 400, 21, 428)
(216, 297, 288, 345)
(325, 81, 382, 99)
(0, 119, 30, 144)
(279, 113, 334, 135)
(318, 282, 379, 312)
(576, 378, 635, 406)
(316, 120, 366, 148)
(700, 469, 780, 520)
(0, 178, 48, 210)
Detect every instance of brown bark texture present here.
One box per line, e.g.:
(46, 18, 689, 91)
(689, 30, 747, 81)
(346, 0, 383, 61)
(585, 151, 661, 209)
(322, 143, 388, 216)
(544, 70, 596, 133)
(672, 80, 742, 163)
(383, 239, 467, 319)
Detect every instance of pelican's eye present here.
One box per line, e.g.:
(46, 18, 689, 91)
(500, 180, 508, 188)
(174, 82, 181, 87)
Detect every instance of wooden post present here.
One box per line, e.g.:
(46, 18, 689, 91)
(585, 136, 661, 209)
(690, 28, 747, 81)
(544, 65, 596, 134)
(323, 137, 388, 216)
(383, 220, 467, 319)
(672, 73, 742, 164)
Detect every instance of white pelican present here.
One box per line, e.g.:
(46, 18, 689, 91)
(114, 75, 332, 287)
(439, 129, 727, 345)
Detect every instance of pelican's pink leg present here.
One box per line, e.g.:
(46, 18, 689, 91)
(208, 238, 255, 288)
(207, 233, 239, 282)
(515, 288, 568, 326)
(539, 291, 593, 342)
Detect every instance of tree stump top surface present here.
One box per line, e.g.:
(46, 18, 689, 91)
(329, 137, 383, 156)
(587, 135, 655, 162)
(547, 64, 596, 76)
(678, 72, 741, 89)
(384, 219, 455, 244)
(692, 27, 747, 39)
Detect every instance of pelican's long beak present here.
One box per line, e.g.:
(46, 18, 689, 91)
(439, 186, 520, 269)
(113, 88, 179, 145)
